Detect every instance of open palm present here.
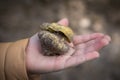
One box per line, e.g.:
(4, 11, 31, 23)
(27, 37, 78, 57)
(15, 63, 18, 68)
(26, 19, 111, 74)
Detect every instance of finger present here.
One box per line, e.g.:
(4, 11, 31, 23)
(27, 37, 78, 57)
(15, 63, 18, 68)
(73, 33, 104, 45)
(65, 51, 99, 68)
(84, 35, 111, 53)
(85, 51, 99, 61)
(105, 35, 111, 42)
(57, 18, 69, 26)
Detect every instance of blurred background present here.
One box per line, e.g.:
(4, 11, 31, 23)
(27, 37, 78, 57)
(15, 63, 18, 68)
(0, 0, 120, 80)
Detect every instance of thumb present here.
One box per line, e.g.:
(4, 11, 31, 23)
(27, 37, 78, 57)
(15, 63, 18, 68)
(57, 18, 69, 26)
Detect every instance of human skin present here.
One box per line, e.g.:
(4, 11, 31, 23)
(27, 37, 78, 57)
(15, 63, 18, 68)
(26, 18, 111, 74)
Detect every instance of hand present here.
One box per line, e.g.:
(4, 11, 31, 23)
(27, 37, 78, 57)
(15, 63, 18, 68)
(26, 18, 111, 74)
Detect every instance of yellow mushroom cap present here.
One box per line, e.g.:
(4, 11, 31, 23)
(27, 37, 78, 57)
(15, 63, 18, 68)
(49, 23, 74, 42)
(40, 23, 74, 42)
